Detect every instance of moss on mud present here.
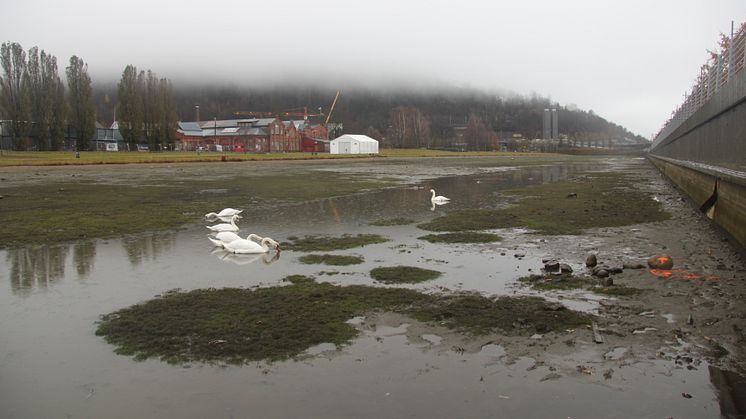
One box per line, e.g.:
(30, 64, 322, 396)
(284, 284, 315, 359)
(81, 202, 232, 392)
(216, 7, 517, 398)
(370, 266, 442, 284)
(418, 232, 501, 244)
(0, 172, 388, 249)
(418, 172, 669, 235)
(283, 234, 389, 252)
(96, 279, 593, 364)
(298, 254, 364, 266)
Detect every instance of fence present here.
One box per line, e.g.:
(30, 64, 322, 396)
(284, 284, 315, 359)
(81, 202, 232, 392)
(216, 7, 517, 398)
(651, 20, 746, 148)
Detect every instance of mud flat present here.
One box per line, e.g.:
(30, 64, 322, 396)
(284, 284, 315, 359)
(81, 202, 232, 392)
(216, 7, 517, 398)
(1, 155, 745, 418)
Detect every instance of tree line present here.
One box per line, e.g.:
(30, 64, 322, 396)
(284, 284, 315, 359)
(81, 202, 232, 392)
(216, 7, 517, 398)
(0, 41, 177, 151)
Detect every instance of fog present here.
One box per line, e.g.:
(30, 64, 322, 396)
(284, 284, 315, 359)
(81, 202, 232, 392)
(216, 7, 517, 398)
(4, 0, 745, 136)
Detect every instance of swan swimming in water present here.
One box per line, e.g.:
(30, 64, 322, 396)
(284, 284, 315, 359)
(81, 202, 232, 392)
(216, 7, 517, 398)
(430, 189, 450, 203)
(205, 208, 243, 219)
(208, 232, 262, 248)
(223, 237, 281, 254)
(206, 215, 240, 232)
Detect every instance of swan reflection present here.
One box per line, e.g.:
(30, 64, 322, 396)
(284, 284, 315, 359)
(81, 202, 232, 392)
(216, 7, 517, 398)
(212, 249, 280, 265)
(431, 200, 450, 211)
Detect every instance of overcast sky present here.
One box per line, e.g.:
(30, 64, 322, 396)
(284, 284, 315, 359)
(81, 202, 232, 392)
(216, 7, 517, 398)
(5, 0, 745, 138)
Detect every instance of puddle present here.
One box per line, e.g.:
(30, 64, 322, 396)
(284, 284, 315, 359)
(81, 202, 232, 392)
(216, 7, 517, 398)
(0, 157, 736, 417)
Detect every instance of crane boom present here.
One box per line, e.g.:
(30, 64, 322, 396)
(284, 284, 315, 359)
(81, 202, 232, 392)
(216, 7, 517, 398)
(325, 91, 340, 125)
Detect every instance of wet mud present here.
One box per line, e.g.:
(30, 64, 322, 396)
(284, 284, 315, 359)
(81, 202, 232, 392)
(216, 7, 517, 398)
(2, 155, 745, 418)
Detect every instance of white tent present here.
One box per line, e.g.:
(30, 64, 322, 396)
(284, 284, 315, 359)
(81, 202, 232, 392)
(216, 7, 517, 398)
(330, 134, 379, 154)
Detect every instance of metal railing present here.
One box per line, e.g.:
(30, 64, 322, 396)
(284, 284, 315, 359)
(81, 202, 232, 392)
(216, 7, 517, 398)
(651, 20, 746, 148)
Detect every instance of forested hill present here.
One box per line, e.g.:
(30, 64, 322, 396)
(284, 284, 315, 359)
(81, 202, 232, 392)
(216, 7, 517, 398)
(93, 83, 647, 146)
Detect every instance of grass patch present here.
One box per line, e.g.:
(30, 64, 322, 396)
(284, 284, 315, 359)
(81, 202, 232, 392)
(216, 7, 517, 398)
(283, 234, 389, 252)
(418, 232, 501, 243)
(369, 217, 415, 226)
(96, 279, 593, 364)
(370, 266, 442, 284)
(418, 172, 669, 235)
(0, 172, 388, 249)
(298, 254, 364, 266)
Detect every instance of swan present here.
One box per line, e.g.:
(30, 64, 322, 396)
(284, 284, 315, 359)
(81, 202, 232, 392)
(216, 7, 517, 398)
(223, 237, 281, 254)
(205, 208, 243, 219)
(206, 215, 240, 232)
(208, 232, 263, 248)
(430, 189, 450, 202)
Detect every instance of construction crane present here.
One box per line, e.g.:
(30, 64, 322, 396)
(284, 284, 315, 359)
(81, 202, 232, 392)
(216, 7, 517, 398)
(325, 91, 340, 125)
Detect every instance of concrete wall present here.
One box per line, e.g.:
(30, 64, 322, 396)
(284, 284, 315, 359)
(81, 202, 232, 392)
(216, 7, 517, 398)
(649, 156, 746, 248)
(650, 68, 746, 170)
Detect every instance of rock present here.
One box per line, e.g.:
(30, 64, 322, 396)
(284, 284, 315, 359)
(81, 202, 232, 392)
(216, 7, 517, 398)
(586, 254, 597, 267)
(648, 255, 674, 270)
(608, 266, 623, 274)
(602, 277, 613, 286)
(543, 260, 560, 271)
(560, 263, 573, 273)
(623, 263, 645, 269)
(596, 269, 610, 278)
(566, 192, 577, 198)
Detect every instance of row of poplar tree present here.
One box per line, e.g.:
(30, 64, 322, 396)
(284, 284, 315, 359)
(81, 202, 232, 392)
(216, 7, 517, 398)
(0, 42, 177, 151)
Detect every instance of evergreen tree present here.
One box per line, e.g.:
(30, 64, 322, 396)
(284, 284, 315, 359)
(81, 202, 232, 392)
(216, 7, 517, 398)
(159, 77, 178, 149)
(65, 55, 95, 151)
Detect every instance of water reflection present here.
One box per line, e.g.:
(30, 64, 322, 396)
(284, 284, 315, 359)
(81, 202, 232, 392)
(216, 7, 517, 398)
(709, 365, 746, 417)
(7, 245, 69, 294)
(122, 232, 176, 266)
(212, 248, 281, 265)
(430, 200, 449, 211)
(73, 241, 96, 277)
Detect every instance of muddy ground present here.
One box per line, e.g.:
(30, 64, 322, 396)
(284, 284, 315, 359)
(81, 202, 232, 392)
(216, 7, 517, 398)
(2, 154, 746, 417)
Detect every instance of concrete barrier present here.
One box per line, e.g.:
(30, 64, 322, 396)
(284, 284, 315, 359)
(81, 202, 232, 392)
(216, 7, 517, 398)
(649, 156, 746, 248)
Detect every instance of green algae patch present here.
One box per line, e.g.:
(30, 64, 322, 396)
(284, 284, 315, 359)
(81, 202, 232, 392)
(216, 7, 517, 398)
(283, 234, 389, 252)
(418, 172, 670, 235)
(0, 171, 389, 249)
(408, 294, 591, 335)
(96, 279, 593, 364)
(370, 266, 442, 284)
(96, 281, 431, 364)
(369, 217, 415, 226)
(298, 254, 364, 266)
(418, 232, 501, 244)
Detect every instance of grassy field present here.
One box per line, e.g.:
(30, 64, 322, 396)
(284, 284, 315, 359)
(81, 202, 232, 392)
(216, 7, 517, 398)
(0, 149, 542, 167)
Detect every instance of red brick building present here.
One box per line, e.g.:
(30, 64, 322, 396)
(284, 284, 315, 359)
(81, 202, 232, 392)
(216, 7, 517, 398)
(176, 118, 328, 153)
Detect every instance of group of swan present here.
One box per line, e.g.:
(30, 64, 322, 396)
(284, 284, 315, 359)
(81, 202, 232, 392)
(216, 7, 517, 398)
(205, 208, 280, 254)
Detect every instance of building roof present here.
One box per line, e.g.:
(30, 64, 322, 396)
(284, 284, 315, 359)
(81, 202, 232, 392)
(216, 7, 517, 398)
(332, 134, 379, 143)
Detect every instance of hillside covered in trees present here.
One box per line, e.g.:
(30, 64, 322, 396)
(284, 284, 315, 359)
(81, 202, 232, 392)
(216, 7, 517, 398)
(2, 39, 646, 151)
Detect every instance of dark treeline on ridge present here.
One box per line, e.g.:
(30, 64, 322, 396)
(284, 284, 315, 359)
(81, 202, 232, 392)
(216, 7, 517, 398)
(91, 83, 646, 148)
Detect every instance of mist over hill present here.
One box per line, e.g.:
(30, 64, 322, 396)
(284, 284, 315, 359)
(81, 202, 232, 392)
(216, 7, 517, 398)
(92, 81, 647, 148)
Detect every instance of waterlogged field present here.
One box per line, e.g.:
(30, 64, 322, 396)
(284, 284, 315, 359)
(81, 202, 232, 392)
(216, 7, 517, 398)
(1, 155, 744, 418)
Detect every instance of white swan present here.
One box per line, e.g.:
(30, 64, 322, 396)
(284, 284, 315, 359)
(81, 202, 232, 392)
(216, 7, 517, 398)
(430, 189, 450, 202)
(205, 208, 243, 219)
(206, 215, 240, 232)
(208, 232, 262, 248)
(223, 237, 281, 254)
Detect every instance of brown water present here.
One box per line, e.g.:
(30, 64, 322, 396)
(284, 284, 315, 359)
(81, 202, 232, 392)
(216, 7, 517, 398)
(0, 159, 736, 418)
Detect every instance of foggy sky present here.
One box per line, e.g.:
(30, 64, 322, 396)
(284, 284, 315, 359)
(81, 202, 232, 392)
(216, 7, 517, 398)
(4, 0, 745, 138)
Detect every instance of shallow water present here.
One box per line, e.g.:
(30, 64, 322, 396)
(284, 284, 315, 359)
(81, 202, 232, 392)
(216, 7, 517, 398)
(0, 159, 736, 418)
